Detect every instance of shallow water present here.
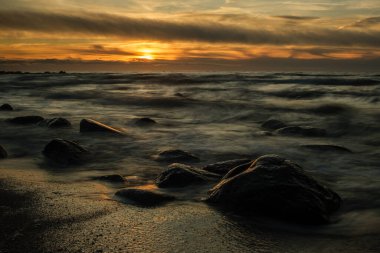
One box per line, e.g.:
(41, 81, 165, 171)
(0, 72, 380, 252)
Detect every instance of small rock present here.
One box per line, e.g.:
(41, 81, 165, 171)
(47, 118, 71, 128)
(206, 154, 341, 224)
(42, 139, 89, 165)
(202, 159, 252, 175)
(92, 174, 125, 183)
(156, 163, 219, 188)
(261, 119, 287, 130)
(301, 144, 352, 153)
(80, 119, 124, 135)
(7, 116, 44, 125)
(0, 103, 13, 111)
(153, 149, 200, 163)
(134, 117, 157, 127)
(0, 145, 7, 159)
(276, 126, 327, 137)
(115, 188, 176, 207)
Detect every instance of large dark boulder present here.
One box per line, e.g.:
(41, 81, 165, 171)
(153, 149, 200, 163)
(80, 119, 124, 135)
(206, 155, 341, 224)
(7, 116, 44, 125)
(276, 126, 327, 137)
(0, 145, 7, 159)
(42, 139, 89, 166)
(0, 104, 13, 111)
(156, 163, 219, 188)
(134, 117, 157, 127)
(115, 188, 176, 207)
(261, 119, 287, 130)
(202, 159, 252, 176)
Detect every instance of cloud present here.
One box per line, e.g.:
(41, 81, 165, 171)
(349, 16, 380, 28)
(273, 15, 319, 21)
(0, 10, 380, 47)
(75, 44, 138, 56)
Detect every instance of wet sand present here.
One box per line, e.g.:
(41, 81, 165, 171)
(1, 159, 379, 253)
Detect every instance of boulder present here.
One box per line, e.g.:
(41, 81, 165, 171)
(92, 174, 125, 183)
(153, 149, 200, 163)
(261, 119, 287, 130)
(0, 104, 13, 111)
(7, 116, 44, 125)
(202, 159, 252, 176)
(80, 119, 124, 135)
(134, 117, 157, 127)
(276, 126, 327, 137)
(156, 163, 219, 188)
(42, 139, 89, 165)
(206, 155, 341, 224)
(115, 188, 176, 207)
(301, 144, 352, 153)
(46, 118, 71, 128)
(0, 145, 7, 159)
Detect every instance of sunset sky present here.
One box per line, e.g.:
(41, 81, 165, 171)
(1, 0, 380, 71)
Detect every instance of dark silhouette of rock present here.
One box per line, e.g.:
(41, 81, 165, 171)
(261, 119, 287, 130)
(7, 116, 44, 125)
(80, 119, 124, 135)
(46, 118, 71, 128)
(153, 149, 200, 163)
(0, 104, 13, 111)
(92, 174, 125, 183)
(276, 126, 327, 137)
(0, 145, 7, 159)
(156, 163, 219, 188)
(202, 159, 252, 176)
(134, 117, 157, 127)
(309, 103, 350, 115)
(206, 155, 341, 224)
(42, 139, 89, 166)
(301, 144, 352, 153)
(115, 188, 176, 207)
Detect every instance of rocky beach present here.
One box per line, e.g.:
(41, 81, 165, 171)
(1, 72, 380, 253)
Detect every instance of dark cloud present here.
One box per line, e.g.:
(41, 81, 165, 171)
(273, 15, 319, 21)
(349, 16, 380, 28)
(74, 44, 137, 56)
(0, 10, 380, 47)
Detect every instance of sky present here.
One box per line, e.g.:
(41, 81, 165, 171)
(1, 0, 380, 72)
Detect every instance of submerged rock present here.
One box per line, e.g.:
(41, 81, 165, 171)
(115, 188, 176, 207)
(46, 117, 71, 128)
(202, 159, 252, 176)
(134, 117, 157, 127)
(301, 144, 352, 153)
(206, 155, 341, 224)
(156, 163, 219, 188)
(309, 103, 350, 115)
(0, 104, 13, 111)
(42, 139, 89, 166)
(261, 119, 287, 130)
(80, 119, 124, 135)
(7, 116, 44, 125)
(276, 126, 327, 137)
(92, 174, 125, 183)
(0, 145, 7, 159)
(153, 149, 200, 163)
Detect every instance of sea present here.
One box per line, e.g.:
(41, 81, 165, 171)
(0, 72, 379, 252)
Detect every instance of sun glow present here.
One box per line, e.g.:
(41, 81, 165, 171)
(138, 49, 155, 60)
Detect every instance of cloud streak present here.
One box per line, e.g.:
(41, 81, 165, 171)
(0, 10, 380, 47)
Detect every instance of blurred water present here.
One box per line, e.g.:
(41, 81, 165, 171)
(0, 72, 379, 252)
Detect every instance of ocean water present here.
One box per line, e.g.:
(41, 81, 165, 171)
(0, 72, 380, 252)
